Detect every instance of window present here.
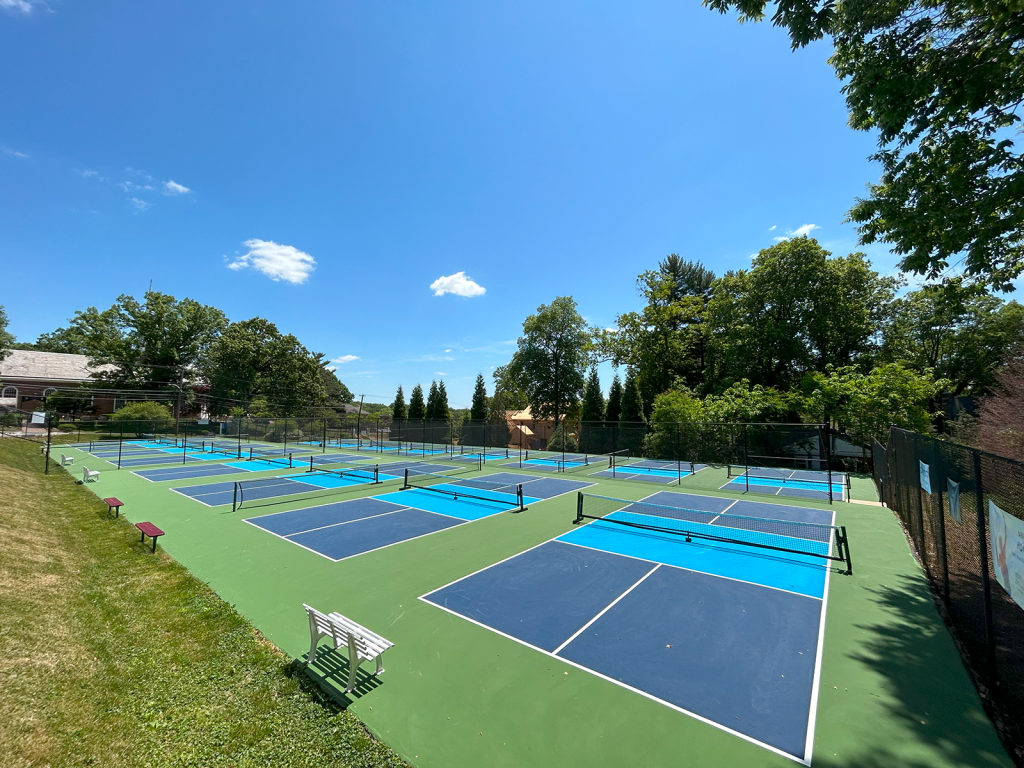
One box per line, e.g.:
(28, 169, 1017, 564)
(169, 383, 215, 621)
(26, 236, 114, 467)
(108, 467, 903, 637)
(1, 386, 17, 399)
(43, 388, 57, 397)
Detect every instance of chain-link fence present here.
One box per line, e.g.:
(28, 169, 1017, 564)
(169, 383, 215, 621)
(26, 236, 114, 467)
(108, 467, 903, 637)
(875, 427, 1024, 758)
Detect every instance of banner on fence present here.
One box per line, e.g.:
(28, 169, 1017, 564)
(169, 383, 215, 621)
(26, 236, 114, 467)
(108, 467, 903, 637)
(989, 500, 1024, 611)
(947, 479, 961, 524)
(919, 461, 931, 494)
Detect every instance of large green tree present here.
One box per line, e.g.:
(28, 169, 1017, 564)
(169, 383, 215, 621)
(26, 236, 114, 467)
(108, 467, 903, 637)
(316, 357, 354, 408)
(605, 256, 714, 410)
(424, 381, 440, 420)
(581, 368, 605, 423)
(435, 380, 450, 420)
(507, 296, 592, 424)
(705, 0, 1024, 289)
(39, 291, 227, 390)
(204, 318, 325, 416)
(606, 374, 624, 422)
(705, 238, 898, 389)
(882, 281, 1024, 399)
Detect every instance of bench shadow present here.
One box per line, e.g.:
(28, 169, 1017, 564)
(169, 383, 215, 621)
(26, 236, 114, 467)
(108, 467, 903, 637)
(294, 647, 385, 707)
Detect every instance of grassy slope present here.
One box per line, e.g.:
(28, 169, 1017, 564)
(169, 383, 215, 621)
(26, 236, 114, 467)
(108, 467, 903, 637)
(0, 438, 406, 768)
(29, 442, 1014, 768)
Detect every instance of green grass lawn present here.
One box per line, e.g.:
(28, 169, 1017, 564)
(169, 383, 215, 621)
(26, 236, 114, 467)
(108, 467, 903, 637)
(0, 437, 406, 768)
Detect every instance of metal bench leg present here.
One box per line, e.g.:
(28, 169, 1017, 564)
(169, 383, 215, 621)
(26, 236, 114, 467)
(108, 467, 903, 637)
(374, 654, 384, 675)
(346, 635, 360, 693)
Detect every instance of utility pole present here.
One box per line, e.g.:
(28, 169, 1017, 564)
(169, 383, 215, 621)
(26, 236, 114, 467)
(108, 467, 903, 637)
(174, 366, 184, 436)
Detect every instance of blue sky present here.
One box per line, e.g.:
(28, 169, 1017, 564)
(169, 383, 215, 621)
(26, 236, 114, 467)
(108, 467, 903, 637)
(2, 0, 902, 407)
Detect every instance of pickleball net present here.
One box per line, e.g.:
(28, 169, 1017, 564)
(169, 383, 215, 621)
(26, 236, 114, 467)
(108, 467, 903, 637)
(573, 492, 852, 572)
(402, 468, 526, 512)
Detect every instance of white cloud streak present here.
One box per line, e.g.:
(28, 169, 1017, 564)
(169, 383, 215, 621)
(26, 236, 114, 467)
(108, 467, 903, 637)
(4, 148, 29, 158)
(331, 355, 360, 364)
(163, 180, 190, 195)
(227, 239, 316, 284)
(430, 271, 486, 297)
(130, 198, 151, 210)
(1, 0, 35, 14)
(774, 223, 820, 242)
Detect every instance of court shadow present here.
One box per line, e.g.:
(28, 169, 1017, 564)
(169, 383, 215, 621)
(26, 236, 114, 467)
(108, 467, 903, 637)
(296, 647, 385, 708)
(823, 573, 1017, 767)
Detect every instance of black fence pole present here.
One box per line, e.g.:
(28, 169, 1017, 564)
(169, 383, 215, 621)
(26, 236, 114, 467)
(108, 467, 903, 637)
(972, 449, 998, 683)
(44, 415, 52, 474)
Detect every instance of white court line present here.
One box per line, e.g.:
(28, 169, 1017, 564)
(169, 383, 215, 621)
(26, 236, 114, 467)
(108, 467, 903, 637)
(552, 564, 661, 655)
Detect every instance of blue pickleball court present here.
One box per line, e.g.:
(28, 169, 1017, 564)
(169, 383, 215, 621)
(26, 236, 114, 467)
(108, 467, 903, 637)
(422, 490, 841, 762)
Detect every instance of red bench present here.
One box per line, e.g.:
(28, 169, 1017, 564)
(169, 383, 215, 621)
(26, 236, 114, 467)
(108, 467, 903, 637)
(135, 522, 164, 552)
(103, 497, 124, 518)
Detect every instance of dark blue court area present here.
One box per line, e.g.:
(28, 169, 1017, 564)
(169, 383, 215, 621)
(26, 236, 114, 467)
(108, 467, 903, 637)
(134, 463, 249, 482)
(242, 473, 591, 562)
(422, 490, 832, 762)
(172, 466, 401, 507)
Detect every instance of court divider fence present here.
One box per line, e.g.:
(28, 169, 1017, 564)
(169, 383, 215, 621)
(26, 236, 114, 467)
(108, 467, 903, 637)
(873, 427, 1024, 757)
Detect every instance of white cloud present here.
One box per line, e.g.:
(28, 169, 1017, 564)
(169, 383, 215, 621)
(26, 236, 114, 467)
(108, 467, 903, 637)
(227, 239, 316, 284)
(444, 349, 452, 353)
(773, 223, 820, 242)
(331, 355, 360, 364)
(163, 180, 190, 195)
(1, 0, 35, 14)
(769, 225, 777, 231)
(430, 271, 486, 297)
(4, 148, 29, 158)
(435, 372, 448, 376)
(130, 198, 150, 210)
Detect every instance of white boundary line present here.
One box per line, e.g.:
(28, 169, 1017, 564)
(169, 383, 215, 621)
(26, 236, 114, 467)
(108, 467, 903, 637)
(801, 506, 837, 764)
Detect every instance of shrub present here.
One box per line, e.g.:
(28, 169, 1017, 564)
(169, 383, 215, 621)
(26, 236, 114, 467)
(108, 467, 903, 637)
(109, 402, 173, 437)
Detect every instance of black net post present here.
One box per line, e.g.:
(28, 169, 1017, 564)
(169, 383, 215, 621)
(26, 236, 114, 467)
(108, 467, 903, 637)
(44, 414, 52, 475)
(117, 428, 124, 469)
(575, 491, 584, 524)
(232, 482, 238, 512)
(840, 525, 852, 574)
(743, 424, 749, 494)
(972, 449, 998, 680)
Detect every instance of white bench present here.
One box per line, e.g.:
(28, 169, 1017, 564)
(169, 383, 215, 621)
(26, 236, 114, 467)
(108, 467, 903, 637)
(82, 466, 99, 483)
(303, 604, 394, 693)
(60, 453, 75, 466)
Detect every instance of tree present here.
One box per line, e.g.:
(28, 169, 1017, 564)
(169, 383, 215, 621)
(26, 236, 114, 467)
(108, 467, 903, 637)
(470, 374, 488, 421)
(705, 238, 898, 389)
(408, 384, 426, 419)
(391, 386, 407, 420)
(606, 374, 624, 423)
(204, 318, 325, 416)
(882, 281, 1024, 400)
(800, 364, 945, 445)
(42, 386, 94, 416)
(705, 0, 1024, 289)
(424, 381, 440, 420)
(975, 346, 1024, 460)
(605, 257, 715, 410)
(620, 371, 644, 423)
(507, 296, 591, 424)
(435, 379, 450, 420)
(317, 360, 354, 408)
(34, 324, 92, 354)
(109, 401, 174, 437)
(0, 305, 13, 362)
(579, 368, 608, 454)
(581, 368, 605, 423)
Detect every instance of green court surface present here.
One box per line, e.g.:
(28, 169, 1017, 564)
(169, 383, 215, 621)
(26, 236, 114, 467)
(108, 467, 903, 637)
(58, 445, 1012, 768)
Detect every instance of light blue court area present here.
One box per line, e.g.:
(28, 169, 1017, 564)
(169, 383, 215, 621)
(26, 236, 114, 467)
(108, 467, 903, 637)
(104, 453, 206, 468)
(224, 459, 300, 472)
(307, 452, 367, 465)
(245, 498, 465, 561)
(374, 484, 535, 521)
(172, 469, 390, 507)
(422, 491, 834, 762)
(133, 463, 249, 482)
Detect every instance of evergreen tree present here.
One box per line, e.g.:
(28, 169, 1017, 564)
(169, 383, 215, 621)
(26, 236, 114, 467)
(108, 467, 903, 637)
(581, 368, 605, 423)
(620, 372, 644, 422)
(470, 374, 488, 421)
(408, 384, 426, 419)
(579, 367, 607, 454)
(436, 379, 450, 420)
(606, 374, 624, 422)
(424, 380, 440, 420)
(391, 385, 407, 420)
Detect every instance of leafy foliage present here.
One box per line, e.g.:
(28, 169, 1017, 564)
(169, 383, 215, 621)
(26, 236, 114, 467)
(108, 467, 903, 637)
(0, 305, 13, 362)
(605, 374, 624, 423)
(507, 297, 592, 422)
(109, 401, 174, 436)
(704, 0, 1024, 289)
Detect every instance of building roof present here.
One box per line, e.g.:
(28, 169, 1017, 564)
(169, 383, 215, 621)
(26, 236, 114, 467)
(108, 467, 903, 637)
(0, 350, 114, 382)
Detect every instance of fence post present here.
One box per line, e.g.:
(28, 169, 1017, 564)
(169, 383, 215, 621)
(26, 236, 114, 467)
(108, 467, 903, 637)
(972, 449, 998, 684)
(45, 414, 53, 474)
(915, 437, 927, 568)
